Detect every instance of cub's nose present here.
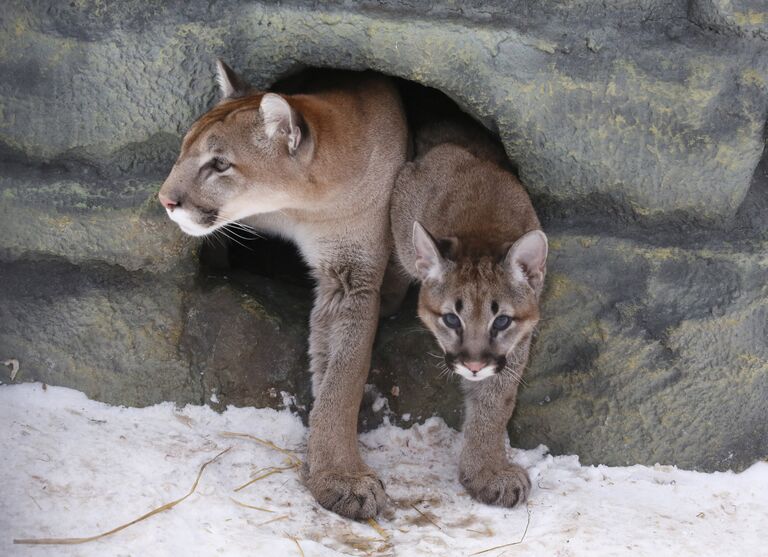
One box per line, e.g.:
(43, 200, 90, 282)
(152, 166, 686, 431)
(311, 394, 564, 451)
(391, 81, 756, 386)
(158, 193, 179, 210)
(463, 360, 488, 374)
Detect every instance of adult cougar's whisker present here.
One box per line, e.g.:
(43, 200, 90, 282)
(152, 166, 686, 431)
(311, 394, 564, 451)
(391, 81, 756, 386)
(222, 219, 260, 234)
(231, 222, 261, 234)
(211, 230, 228, 249)
(218, 228, 254, 252)
(212, 215, 261, 237)
(222, 225, 255, 242)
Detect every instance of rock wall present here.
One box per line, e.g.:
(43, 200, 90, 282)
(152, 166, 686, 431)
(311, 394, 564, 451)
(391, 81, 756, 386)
(1, 0, 766, 472)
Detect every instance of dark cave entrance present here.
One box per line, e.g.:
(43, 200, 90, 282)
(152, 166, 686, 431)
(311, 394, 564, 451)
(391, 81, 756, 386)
(197, 70, 512, 287)
(194, 70, 507, 429)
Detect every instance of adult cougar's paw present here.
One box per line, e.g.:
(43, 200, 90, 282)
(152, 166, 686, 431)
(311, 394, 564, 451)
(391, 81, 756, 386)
(460, 463, 531, 508)
(306, 470, 388, 519)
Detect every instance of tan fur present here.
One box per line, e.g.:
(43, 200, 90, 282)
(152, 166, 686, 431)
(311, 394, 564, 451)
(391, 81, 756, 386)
(389, 118, 547, 508)
(159, 64, 408, 519)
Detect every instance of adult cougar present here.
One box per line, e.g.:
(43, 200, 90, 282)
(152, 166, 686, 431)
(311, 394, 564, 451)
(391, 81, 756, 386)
(388, 114, 547, 508)
(158, 62, 408, 519)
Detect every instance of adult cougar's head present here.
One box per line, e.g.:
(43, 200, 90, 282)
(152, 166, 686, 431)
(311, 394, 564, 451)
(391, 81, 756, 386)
(158, 60, 314, 236)
(412, 223, 548, 382)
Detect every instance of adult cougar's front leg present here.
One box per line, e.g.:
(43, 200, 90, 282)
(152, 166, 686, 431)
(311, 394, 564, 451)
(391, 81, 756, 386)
(459, 342, 532, 508)
(303, 243, 389, 519)
(308, 299, 331, 397)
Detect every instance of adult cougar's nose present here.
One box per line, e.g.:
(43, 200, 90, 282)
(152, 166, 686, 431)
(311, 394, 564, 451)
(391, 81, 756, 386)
(159, 193, 179, 210)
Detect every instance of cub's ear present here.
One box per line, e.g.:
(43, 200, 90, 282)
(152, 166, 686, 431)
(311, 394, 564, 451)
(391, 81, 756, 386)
(412, 221, 445, 282)
(215, 59, 250, 99)
(260, 93, 303, 155)
(505, 230, 548, 294)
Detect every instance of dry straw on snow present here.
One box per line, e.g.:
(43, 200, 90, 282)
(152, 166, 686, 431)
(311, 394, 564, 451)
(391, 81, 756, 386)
(13, 447, 232, 545)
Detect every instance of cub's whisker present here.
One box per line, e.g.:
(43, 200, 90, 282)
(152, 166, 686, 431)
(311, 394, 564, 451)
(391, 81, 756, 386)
(502, 365, 529, 387)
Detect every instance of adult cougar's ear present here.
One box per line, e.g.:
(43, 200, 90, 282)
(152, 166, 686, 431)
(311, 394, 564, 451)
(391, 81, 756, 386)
(413, 221, 445, 282)
(260, 93, 303, 155)
(505, 230, 548, 295)
(215, 59, 250, 99)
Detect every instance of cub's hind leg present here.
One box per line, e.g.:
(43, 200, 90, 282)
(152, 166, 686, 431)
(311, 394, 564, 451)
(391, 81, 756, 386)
(459, 359, 531, 508)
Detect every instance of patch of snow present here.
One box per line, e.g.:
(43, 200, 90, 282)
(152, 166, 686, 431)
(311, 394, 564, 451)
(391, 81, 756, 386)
(371, 395, 388, 414)
(364, 383, 390, 414)
(1, 383, 767, 556)
(280, 391, 305, 412)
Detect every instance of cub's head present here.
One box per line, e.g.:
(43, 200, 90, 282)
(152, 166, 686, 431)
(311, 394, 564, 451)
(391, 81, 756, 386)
(158, 60, 314, 236)
(412, 223, 548, 382)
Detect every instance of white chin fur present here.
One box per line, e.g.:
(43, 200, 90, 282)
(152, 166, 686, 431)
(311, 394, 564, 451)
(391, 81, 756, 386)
(454, 364, 496, 381)
(166, 208, 217, 237)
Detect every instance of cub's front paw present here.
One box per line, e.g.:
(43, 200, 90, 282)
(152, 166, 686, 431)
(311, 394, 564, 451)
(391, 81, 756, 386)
(460, 463, 531, 508)
(305, 469, 388, 519)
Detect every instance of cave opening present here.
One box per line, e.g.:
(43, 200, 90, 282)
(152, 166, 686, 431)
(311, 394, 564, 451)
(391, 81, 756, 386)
(198, 69, 513, 293)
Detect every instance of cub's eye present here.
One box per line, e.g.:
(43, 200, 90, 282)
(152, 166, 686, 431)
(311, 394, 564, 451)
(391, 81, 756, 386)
(211, 157, 231, 172)
(492, 315, 513, 331)
(442, 313, 462, 329)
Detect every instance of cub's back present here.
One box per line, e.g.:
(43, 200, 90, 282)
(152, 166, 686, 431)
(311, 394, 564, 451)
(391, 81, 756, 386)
(392, 138, 540, 276)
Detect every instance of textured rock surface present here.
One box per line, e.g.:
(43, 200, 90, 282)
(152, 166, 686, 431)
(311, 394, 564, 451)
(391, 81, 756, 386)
(690, 0, 768, 40)
(0, 259, 312, 409)
(0, 258, 200, 406)
(1, 0, 766, 472)
(3, 0, 767, 222)
(516, 231, 768, 471)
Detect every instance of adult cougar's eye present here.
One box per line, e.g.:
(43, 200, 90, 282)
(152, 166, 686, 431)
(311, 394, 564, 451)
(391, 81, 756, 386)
(492, 315, 512, 331)
(442, 313, 462, 329)
(212, 157, 231, 172)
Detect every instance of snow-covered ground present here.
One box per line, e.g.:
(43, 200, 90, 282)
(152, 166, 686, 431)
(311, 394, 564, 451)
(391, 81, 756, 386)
(1, 383, 766, 556)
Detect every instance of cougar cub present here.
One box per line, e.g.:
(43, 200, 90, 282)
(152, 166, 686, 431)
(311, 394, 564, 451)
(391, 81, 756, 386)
(389, 116, 547, 508)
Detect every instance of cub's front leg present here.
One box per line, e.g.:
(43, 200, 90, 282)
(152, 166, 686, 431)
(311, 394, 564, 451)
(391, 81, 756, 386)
(459, 369, 531, 508)
(303, 250, 389, 519)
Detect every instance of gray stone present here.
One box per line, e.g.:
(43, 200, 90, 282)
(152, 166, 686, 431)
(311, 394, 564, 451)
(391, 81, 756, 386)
(2, 1, 766, 222)
(0, 258, 200, 406)
(0, 169, 195, 274)
(515, 231, 768, 472)
(689, 0, 768, 40)
(0, 259, 313, 410)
